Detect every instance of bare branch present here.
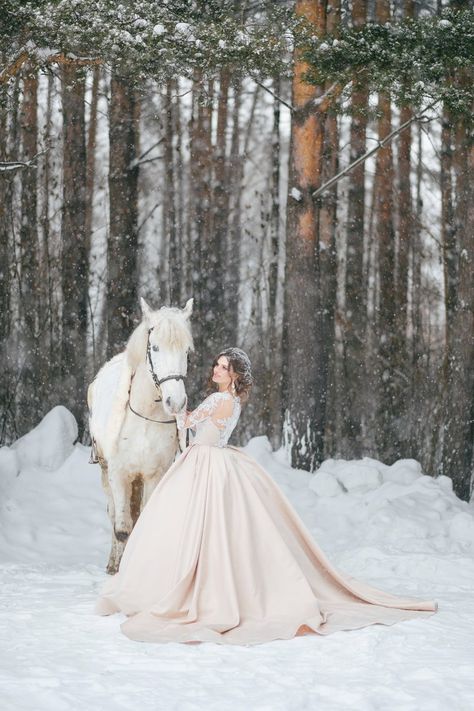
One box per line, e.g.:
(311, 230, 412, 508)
(312, 100, 440, 199)
(250, 75, 293, 112)
(0, 148, 48, 172)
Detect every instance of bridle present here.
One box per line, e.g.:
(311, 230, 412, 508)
(146, 327, 186, 393)
(128, 326, 187, 426)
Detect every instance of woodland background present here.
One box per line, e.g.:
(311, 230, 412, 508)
(0, 0, 473, 499)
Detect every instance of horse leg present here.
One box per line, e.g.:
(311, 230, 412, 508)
(105, 473, 143, 573)
(109, 464, 145, 535)
(130, 475, 144, 527)
(101, 465, 122, 575)
(142, 473, 161, 513)
(107, 464, 132, 535)
(106, 497, 122, 576)
(98, 458, 121, 575)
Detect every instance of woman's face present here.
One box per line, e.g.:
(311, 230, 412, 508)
(212, 356, 234, 389)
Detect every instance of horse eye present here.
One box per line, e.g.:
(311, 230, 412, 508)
(152, 345, 159, 352)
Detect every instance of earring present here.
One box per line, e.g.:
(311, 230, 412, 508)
(231, 380, 236, 395)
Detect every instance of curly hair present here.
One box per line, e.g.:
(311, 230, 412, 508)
(206, 347, 253, 402)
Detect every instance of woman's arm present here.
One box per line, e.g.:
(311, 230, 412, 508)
(176, 392, 221, 431)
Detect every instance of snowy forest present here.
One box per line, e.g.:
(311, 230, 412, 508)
(1, 0, 473, 500)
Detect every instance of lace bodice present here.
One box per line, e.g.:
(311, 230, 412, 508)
(176, 391, 241, 448)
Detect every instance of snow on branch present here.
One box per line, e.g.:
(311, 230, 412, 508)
(0, 41, 102, 84)
(0, 149, 48, 172)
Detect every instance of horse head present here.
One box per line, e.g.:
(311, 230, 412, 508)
(128, 297, 194, 416)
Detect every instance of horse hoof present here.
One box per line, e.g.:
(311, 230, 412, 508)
(114, 529, 130, 542)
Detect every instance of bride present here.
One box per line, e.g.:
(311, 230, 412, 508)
(95, 347, 437, 645)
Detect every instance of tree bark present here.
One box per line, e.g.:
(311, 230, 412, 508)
(0, 88, 10, 344)
(0, 79, 19, 441)
(319, 0, 340, 458)
(226, 77, 245, 346)
(18, 66, 41, 434)
(396, 0, 415, 344)
(375, 0, 398, 461)
(107, 70, 140, 357)
(85, 65, 100, 376)
(392, 0, 415, 456)
(61, 64, 88, 433)
(442, 106, 474, 500)
(187, 75, 214, 396)
(264, 75, 283, 447)
(341, 0, 369, 457)
(282, 0, 327, 471)
(164, 79, 179, 304)
(212, 69, 231, 345)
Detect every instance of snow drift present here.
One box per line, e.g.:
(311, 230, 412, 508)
(0, 408, 473, 711)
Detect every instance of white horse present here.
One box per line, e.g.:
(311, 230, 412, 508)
(88, 297, 194, 573)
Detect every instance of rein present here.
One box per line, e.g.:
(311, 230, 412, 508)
(128, 401, 176, 424)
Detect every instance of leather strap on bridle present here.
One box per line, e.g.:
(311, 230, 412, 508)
(146, 327, 186, 391)
(128, 327, 190, 451)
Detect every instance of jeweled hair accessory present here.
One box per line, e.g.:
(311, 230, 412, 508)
(219, 347, 253, 385)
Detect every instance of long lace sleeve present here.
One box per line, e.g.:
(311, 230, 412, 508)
(176, 392, 221, 431)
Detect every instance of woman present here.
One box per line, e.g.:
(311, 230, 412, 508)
(95, 347, 437, 645)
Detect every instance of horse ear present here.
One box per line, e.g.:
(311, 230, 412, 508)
(140, 297, 153, 321)
(182, 297, 194, 319)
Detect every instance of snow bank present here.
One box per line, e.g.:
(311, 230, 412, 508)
(1, 422, 473, 577)
(1, 417, 474, 710)
(305, 455, 474, 559)
(0, 407, 107, 566)
(0, 446, 19, 496)
(11, 405, 78, 472)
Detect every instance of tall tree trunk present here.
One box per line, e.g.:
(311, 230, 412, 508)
(0, 80, 17, 441)
(107, 70, 140, 357)
(39, 71, 56, 407)
(282, 0, 327, 471)
(226, 77, 245, 346)
(197, 79, 222, 356)
(85, 66, 99, 255)
(409, 122, 425, 456)
(18, 66, 40, 433)
(174, 80, 185, 304)
(0, 81, 14, 349)
(319, 0, 340, 458)
(61, 64, 88, 433)
(393, 0, 415, 456)
(397, 114, 412, 341)
(375, 0, 397, 461)
(164, 79, 179, 304)
(188, 75, 214, 396)
(442, 104, 474, 500)
(85, 65, 100, 376)
(342, 0, 369, 457)
(264, 75, 283, 447)
(212, 69, 230, 345)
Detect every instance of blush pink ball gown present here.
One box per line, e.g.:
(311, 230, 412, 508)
(95, 391, 437, 645)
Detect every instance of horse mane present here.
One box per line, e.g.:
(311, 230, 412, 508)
(125, 307, 194, 371)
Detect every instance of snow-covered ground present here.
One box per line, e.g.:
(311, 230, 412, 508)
(1, 407, 473, 711)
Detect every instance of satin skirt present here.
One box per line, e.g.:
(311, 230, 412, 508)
(95, 444, 437, 645)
